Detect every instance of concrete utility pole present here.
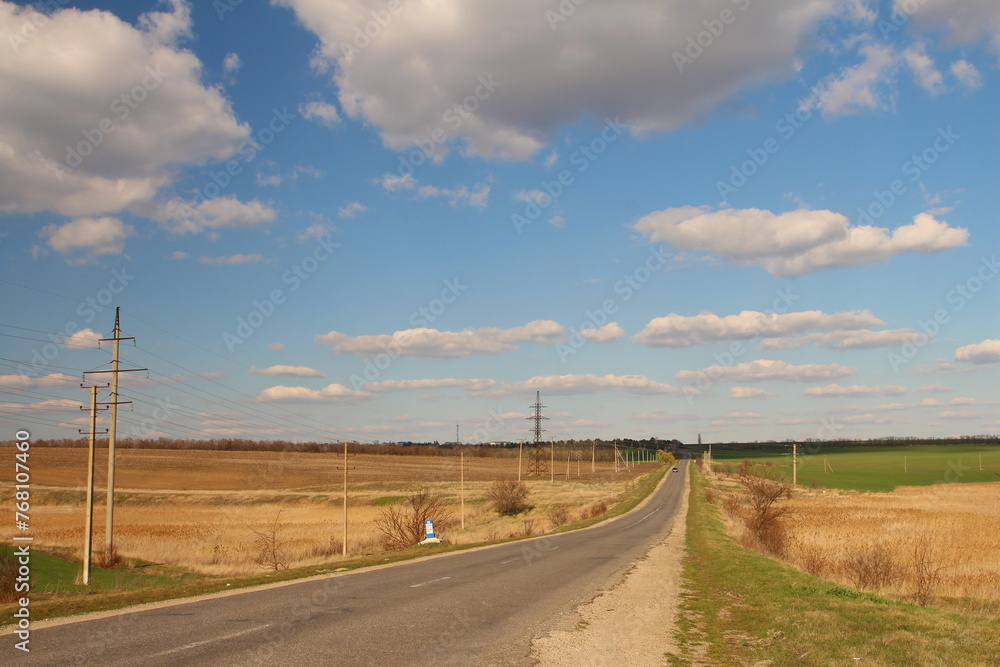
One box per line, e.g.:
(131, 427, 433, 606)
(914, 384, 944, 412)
(518, 440, 523, 482)
(342, 441, 348, 558)
(591, 439, 596, 473)
(79, 383, 107, 585)
(460, 452, 465, 530)
(88, 308, 145, 565)
(792, 442, 797, 487)
(550, 439, 554, 483)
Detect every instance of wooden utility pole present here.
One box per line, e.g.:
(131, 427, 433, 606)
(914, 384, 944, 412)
(88, 308, 145, 566)
(79, 384, 107, 585)
(342, 441, 348, 558)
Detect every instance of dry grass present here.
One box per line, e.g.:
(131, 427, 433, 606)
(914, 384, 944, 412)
(2, 448, 655, 576)
(783, 483, 1000, 603)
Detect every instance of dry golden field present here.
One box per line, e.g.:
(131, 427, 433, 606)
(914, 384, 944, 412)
(3, 447, 657, 576)
(711, 465, 1000, 604)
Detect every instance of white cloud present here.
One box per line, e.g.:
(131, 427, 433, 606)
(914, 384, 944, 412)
(543, 152, 559, 168)
(807, 42, 899, 118)
(759, 328, 920, 350)
(950, 60, 982, 89)
(338, 201, 367, 218)
(152, 197, 276, 235)
(675, 359, 856, 384)
(365, 378, 496, 393)
(276, 0, 854, 160)
(803, 383, 907, 398)
(39, 217, 133, 263)
(198, 253, 269, 265)
(580, 323, 625, 343)
(910, 358, 972, 375)
(898, 0, 1000, 54)
(256, 383, 369, 402)
(257, 173, 283, 187)
(63, 328, 102, 349)
(0, 1, 248, 217)
(0, 372, 77, 387)
(497, 374, 682, 396)
(633, 309, 883, 347)
(918, 384, 953, 393)
(416, 183, 490, 208)
(250, 365, 325, 378)
(266, 342, 285, 352)
(729, 387, 774, 399)
(513, 190, 551, 205)
(955, 339, 1000, 364)
(223, 52, 242, 79)
(299, 100, 341, 128)
(902, 44, 943, 94)
(0, 399, 81, 412)
(316, 320, 564, 358)
(633, 207, 968, 278)
(377, 173, 416, 192)
(295, 222, 334, 242)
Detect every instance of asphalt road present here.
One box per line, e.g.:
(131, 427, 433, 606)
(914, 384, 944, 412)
(14, 460, 688, 666)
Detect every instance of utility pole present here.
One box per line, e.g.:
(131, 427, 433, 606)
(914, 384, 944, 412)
(526, 392, 549, 477)
(518, 439, 523, 482)
(792, 442, 797, 487)
(614, 440, 619, 473)
(460, 451, 465, 530)
(79, 383, 107, 585)
(591, 439, 596, 473)
(565, 451, 570, 480)
(456, 423, 460, 444)
(87, 308, 145, 565)
(550, 438, 554, 483)
(342, 441, 348, 558)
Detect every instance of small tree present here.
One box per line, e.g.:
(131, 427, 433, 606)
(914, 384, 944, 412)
(488, 479, 531, 516)
(657, 451, 677, 466)
(249, 510, 288, 571)
(735, 460, 793, 555)
(375, 490, 453, 551)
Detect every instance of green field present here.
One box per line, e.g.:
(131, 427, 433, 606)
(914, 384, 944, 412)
(708, 444, 1000, 491)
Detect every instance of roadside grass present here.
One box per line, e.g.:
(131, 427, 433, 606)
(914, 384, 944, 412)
(710, 445, 1000, 491)
(1, 465, 669, 626)
(669, 465, 1000, 666)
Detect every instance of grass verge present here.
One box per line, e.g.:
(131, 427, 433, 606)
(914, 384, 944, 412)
(2, 465, 668, 626)
(669, 465, 1000, 665)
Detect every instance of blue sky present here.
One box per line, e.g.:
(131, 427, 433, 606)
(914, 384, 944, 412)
(1, 0, 997, 444)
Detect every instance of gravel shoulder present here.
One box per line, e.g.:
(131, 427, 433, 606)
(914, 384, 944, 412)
(530, 476, 689, 666)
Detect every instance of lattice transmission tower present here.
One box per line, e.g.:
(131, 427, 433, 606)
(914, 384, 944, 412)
(525, 391, 549, 477)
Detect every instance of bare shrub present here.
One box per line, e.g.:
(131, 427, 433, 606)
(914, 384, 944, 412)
(843, 543, 898, 591)
(309, 535, 343, 560)
(249, 511, 288, 571)
(519, 517, 536, 537)
(547, 504, 572, 528)
(580, 500, 608, 519)
(798, 543, 831, 578)
(909, 536, 947, 606)
(736, 460, 793, 535)
(0, 549, 17, 602)
(756, 519, 790, 558)
(96, 546, 124, 569)
(374, 490, 453, 551)
(489, 479, 531, 516)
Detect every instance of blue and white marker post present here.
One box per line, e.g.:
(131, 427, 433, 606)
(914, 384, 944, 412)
(420, 519, 441, 545)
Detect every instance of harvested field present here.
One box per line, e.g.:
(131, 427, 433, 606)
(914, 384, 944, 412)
(2, 447, 658, 576)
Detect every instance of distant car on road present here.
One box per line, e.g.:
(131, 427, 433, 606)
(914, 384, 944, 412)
(672, 467, 679, 472)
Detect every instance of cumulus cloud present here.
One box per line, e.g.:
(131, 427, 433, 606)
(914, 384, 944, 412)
(807, 42, 899, 118)
(0, 0, 248, 217)
(496, 374, 682, 396)
(759, 328, 921, 350)
(299, 100, 341, 128)
(275, 0, 856, 160)
(950, 60, 982, 89)
(675, 359, 856, 384)
(729, 387, 774, 398)
(256, 383, 369, 402)
(62, 328, 102, 349)
(0, 373, 77, 387)
(633, 207, 968, 277)
(633, 309, 882, 347)
(39, 217, 133, 263)
(803, 383, 907, 397)
(338, 201, 367, 218)
(580, 323, 625, 343)
(223, 52, 242, 81)
(316, 320, 564, 358)
(151, 197, 276, 235)
(365, 378, 496, 392)
(955, 339, 1000, 364)
(250, 365, 324, 378)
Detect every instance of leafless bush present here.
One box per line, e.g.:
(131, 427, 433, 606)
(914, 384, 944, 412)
(96, 546, 124, 569)
(489, 479, 531, 516)
(736, 460, 793, 535)
(798, 543, 831, 578)
(309, 535, 343, 560)
(375, 490, 453, 551)
(249, 510, 288, 571)
(843, 543, 898, 591)
(0, 549, 17, 602)
(909, 537, 948, 606)
(580, 500, 608, 519)
(547, 504, 572, 528)
(519, 517, 536, 537)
